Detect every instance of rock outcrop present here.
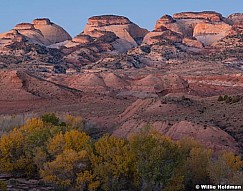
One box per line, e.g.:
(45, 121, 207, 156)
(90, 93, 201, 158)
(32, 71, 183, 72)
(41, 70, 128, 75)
(227, 13, 243, 25)
(72, 34, 94, 44)
(0, 18, 71, 46)
(182, 37, 203, 48)
(173, 11, 223, 22)
(155, 15, 185, 35)
(193, 22, 232, 45)
(113, 119, 238, 152)
(145, 11, 236, 46)
(32, 18, 72, 45)
(83, 15, 148, 47)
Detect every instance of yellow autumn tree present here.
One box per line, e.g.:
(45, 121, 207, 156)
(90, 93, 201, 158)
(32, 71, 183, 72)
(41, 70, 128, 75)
(64, 114, 84, 131)
(41, 130, 96, 190)
(47, 130, 90, 156)
(91, 135, 138, 191)
(129, 131, 184, 191)
(0, 118, 63, 176)
(0, 128, 28, 173)
(41, 149, 91, 189)
(183, 147, 212, 190)
(207, 151, 243, 185)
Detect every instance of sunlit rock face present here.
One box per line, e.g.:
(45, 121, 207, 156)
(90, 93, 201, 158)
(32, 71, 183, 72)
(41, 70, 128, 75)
(193, 22, 232, 46)
(145, 11, 236, 46)
(32, 18, 72, 45)
(0, 18, 72, 46)
(83, 15, 148, 46)
(173, 11, 223, 22)
(155, 15, 185, 35)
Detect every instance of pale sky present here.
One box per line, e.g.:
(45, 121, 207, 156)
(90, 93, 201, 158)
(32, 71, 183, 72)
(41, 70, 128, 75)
(1, 0, 242, 36)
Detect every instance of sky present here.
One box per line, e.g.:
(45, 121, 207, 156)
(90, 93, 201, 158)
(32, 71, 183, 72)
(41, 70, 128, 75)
(1, 0, 243, 37)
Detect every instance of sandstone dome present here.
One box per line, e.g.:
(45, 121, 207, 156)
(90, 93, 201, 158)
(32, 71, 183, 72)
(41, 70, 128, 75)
(83, 15, 148, 46)
(0, 18, 72, 46)
(227, 13, 243, 25)
(13, 23, 50, 45)
(32, 18, 72, 45)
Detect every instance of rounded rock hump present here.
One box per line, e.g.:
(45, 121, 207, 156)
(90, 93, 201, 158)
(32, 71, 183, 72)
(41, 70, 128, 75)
(32, 18, 72, 45)
(83, 15, 148, 47)
(146, 11, 236, 46)
(227, 13, 243, 26)
(12, 22, 50, 45)
(155, 14, 184, 35)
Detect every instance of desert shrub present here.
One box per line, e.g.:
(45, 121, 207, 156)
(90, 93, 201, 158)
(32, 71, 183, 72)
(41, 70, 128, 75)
(0, 180, 7, 191)
(41, 113, 60, 126)
(218, 95, 241, 104)
(232, 95, 241, 103)
(0, 118, 66, 176)
(223, 95, 229, 101)
(218, 95, 224, 101)
(225, 96, 232, 103)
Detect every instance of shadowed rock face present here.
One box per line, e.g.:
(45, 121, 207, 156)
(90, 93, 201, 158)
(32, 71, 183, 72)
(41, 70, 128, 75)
(227, 13, 243, 25)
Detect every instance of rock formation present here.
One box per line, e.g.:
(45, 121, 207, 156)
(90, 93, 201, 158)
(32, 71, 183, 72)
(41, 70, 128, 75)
(193, 22, 232, 45)
(83, 15, 148, 47)
(0, 18, 71, 46)
(32, 18, 72, 45)
(145, 11, 236, 46)
(173, 11, 223, 22)
(227, 13, 243, 25)
(155, 15, 185, 35)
